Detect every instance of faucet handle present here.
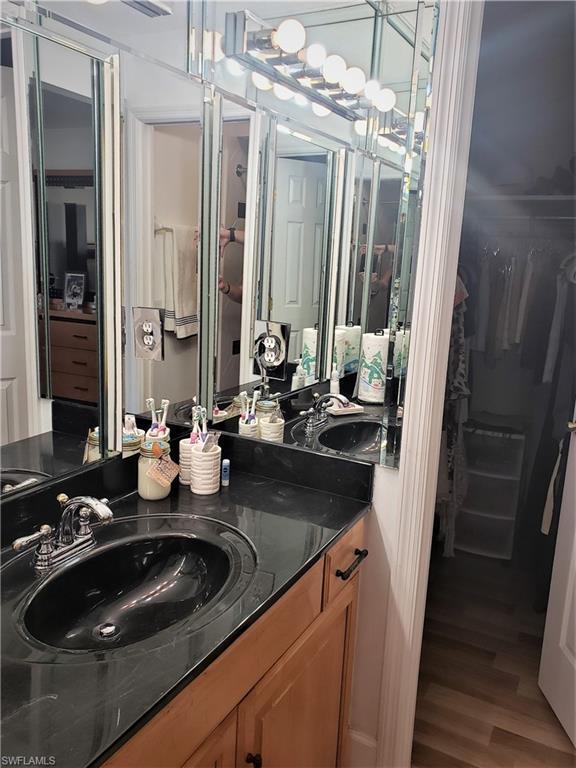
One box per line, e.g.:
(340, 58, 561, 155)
(57, 493, 69, 509)
(13, 524, 53, 553)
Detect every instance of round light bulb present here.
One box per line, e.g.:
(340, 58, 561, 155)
(273, 83, 294, 101)
(354, 119, 368, 137)
(294, 93, 308, 107)
(340, 66, 366, 95)
(312, 103, 330, 117)
(225, 58, 244, 77)
(364, 79, 380, 101)
(373, 87, 396, 113)
(305, 43, 327, 69)
(387, 140, 401, 153)
(251, 72, 273, 91)
(322, 54, 346, 84)
(397, 144, 407, 155)
(377, 134, 390, 148)
(272, 19, 306, 54)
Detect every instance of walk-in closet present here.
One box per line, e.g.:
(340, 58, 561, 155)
(413, 2, 576, 765)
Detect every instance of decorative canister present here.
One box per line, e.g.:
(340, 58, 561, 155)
(138, 440, 171, 500)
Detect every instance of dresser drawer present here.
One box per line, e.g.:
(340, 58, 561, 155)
(52, 371, 98, 403)
(323, 517, 367, 607)
(51, 346, 99, 378)
(50, 319, 97, 351)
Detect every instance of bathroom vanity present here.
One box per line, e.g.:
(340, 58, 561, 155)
(1, 466, 371, 768)
(104, 514, 365, 768)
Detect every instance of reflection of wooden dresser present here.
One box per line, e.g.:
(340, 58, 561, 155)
(49, 310, 98, 404)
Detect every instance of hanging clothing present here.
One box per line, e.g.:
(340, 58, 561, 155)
(543, 274, 569, 383)
(515, 252, 534, 344)
(471, 252, 490, 352)
(520, 258, 557, 381)
(438, 297, 471, 557)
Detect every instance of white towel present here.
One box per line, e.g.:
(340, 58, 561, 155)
(155, 225, 198, 339)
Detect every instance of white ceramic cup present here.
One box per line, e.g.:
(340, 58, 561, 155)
(238, 418, 259, 437)
(258, 417, 285, 443)
(190, 444, 221, 495)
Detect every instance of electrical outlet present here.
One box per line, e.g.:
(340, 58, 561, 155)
(132, 307, 163, 361)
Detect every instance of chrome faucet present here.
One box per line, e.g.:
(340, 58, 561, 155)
(12, 494, 113, 574)
(300, 393, 349, 438)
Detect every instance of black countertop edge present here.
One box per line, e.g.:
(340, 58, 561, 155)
(92, 502, 368, 767)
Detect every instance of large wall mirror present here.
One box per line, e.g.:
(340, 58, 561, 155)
(122, 52, 204, 427)
(0, 21, 119, 498)
(1, 0, 438, 476)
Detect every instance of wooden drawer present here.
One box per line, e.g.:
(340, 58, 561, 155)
(323, 517, 367, 607)
(52, 371, 98, 403)
(103, 559, 323, 768)
(50, 319, 97, 351)
(51, 346, 98, 378)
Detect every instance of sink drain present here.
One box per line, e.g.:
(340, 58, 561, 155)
(96, 622, 118, 639)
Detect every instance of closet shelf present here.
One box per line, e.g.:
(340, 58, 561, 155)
(467, 468, 521, 482)
(461, 506, 517, 522)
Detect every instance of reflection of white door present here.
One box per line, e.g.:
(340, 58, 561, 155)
(270, 158, 326, 362)
(0, 62, 30, 444)
(539, 407, 576, 746)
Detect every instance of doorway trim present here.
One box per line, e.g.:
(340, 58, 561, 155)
(375, 2, 485, 765)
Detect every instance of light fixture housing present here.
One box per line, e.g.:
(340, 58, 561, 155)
(121, 0, 172, 17)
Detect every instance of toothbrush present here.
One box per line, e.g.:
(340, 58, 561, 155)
(145, 398, 158, 434)
(201, 407, 208, 442)
(239, 391, 248, 422)
(190, 406, 201, 442)
(248, 390, 260, 423)
(158, 399, 170, 434)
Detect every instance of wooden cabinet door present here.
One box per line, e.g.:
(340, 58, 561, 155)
(236, 588, 352, 768)
(182, 711, 237, 768)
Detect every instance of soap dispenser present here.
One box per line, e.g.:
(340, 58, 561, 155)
(330, 363, 340, 395)
(292, 358, 306, 390)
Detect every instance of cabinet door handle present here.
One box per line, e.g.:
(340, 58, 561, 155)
(72, 360, 87, 366)
(74, 386, 89, 392)
(246, 754, 262, 768)
(336, 548, 368, 581)
(72, 334, 89, 340)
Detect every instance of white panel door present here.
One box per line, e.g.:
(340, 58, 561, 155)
(539, 404, 576, 746)
(0, 62, 30, 445)
(270, 158, 326, 362)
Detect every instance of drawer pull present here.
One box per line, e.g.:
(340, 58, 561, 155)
(72, 334, 89, 340)
(72, 360, 88, 366)
(336, 548, 368, 581)
(74, 386, 89, 392)
(246, 754, 262, 768)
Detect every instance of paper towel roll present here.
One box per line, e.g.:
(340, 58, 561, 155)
(301, 328, 317, 377)
(357, 330, 389, 403)
(336, 324, 361, 373)
(332, 328, 346, 376)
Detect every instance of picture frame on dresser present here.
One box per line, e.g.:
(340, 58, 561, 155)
(64, 272, 87, 310)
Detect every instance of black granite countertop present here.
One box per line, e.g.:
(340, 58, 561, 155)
(1, 472, 369, 768)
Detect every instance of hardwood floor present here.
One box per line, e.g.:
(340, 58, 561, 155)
(412, 550, 576, 768)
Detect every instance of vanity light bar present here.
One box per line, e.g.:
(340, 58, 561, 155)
(121, 0, 172, 17)
(224, 10, 359, 122)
